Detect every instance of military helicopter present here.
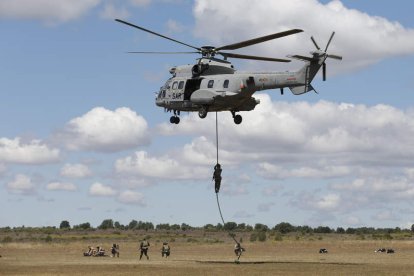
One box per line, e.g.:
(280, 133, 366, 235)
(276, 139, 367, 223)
(116, 19, 342, 124)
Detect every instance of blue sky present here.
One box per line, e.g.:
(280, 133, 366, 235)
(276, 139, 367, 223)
(1, 0, 414, 229)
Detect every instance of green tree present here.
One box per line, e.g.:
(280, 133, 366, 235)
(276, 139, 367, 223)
(254, 223, 269, 232)
(171, 224, 180, 230)
(224, 222, 237, 231)
(257, 231, 267, 242)
(274, 222, 294, 234)
(128, 220, 138, 229)
(336, 227, 345, 234)
(78, 222, 91, 230)
(98, 219, 114, 230)
(59, 220, 70, 229)
(314, 226, 332, 234)
(181, 223, 191, 231)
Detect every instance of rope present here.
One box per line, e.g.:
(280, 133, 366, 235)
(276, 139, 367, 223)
(215, 112, 219, 164)
(214, 112, 238, 244)
(216, 193, 239, 244)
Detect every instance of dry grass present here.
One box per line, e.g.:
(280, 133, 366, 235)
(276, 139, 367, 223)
(1, 238, 414, 275)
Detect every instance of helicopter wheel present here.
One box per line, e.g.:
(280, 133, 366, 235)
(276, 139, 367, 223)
(198, 106, 208, 119)
(234, 114, 242, 125)
(170, 116, 180, 124)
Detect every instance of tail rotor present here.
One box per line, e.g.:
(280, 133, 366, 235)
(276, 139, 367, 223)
(310, 32, 342, 81)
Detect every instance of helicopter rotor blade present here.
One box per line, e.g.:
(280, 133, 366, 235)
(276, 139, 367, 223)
(324, 32, 335, 52)
(127, 51, 200, 54)
(216, 29, 303, 51)
(218, 52, 291, 62)
(322, 62, 326, 81)
(310, 36, 320, 50)
(115, 19, 201, 51)
(327, 54, 343, 60)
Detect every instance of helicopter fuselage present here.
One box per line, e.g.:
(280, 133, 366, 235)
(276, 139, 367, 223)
(155, 58, 317, 124)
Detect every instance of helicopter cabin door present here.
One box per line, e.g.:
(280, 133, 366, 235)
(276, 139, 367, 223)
(170, 79, 185, 102)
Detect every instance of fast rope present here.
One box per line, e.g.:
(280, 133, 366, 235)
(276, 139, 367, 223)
(214, 112, 239, 244)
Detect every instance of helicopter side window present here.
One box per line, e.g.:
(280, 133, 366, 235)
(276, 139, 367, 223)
(178, 81, 184, 90)
(208, 80, 214, 88)
(162, 91, 166, 98)
(172, 82, 178, 90)
(223, 79, 229, 89)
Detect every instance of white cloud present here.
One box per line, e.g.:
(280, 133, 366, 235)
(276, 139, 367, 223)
(158, 95, 414, 172)
(0, 0, 100, 24)
(47, 182, 77, 191)
(0, 137, 60, 165)
(117, 190, 146, 206)
(57, 107, 150, 152)
(100, 3, 130, 20)
(193, 0, 414, 73)
(258, 163, 351, 180)
(89, 182, 117, 196)
(115, 150, 209, 180)
(6, 174, 36, 195)
(60, 163, 92, 178)
(315, 194, 341, 211)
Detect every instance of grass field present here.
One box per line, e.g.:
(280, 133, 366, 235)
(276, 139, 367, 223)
(2, 235, 414, 275)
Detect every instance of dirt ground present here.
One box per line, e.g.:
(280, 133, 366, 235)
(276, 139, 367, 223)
(1, 239, 414, 275)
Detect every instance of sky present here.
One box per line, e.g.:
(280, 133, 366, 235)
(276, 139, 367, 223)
(1, 0, 414, 229)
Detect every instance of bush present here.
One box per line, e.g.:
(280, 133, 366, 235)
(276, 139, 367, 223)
(2, 236, 13, 243)
(45, 235, 52, 242)
(274, 233, 283, 241)
(250, 233, 257, 242)
(257, 231, 267, 242)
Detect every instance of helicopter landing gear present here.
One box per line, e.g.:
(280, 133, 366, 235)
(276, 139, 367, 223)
(231, 111, 242, 124)
(170, 110, 180, 124)
(170, 116, 180, 124)
(198, 106, 208, 119)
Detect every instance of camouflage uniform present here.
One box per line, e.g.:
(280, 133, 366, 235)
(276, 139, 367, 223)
(213, 163, 222, 193)
(161, 242, 170, 258)
(111, 243, 120, 257)
(139, 239, 150, 260)
(234, 243, 245, 260)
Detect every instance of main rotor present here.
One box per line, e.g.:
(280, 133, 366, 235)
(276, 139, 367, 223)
(115, 19, 303, 63)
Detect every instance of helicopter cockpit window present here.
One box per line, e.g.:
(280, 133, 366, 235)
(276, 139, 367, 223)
(162, 91, 166, 98)
(172, 82, 178, 90)
(208, 80, 214, 88)
(223, 80, 229, 88)
(178, 81, 184, 90)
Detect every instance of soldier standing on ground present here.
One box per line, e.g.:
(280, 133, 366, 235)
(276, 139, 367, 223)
(111, 243, 119, 257)
(139, 238, 150, 260)
(161, 242, 170, 258)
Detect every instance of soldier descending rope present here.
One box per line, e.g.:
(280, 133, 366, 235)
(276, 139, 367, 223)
(234, 242, 245, 262)
(213, 163, 222, 193)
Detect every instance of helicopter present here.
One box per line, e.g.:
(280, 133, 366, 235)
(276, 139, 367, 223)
(115, 19, 342, 125)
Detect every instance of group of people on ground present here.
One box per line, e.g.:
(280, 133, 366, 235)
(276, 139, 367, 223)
(83, 245, 106, 257)
(83, 238, 244, 261)
(139, 238, 171, 260)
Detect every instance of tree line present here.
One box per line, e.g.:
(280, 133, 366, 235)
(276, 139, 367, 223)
(48, 220, 414, 235)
